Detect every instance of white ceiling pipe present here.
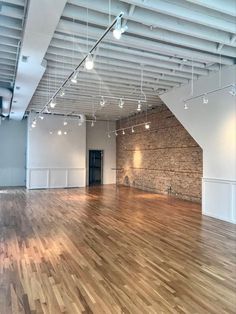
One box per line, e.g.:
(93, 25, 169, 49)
(0, 87, 12, 117)
(66, 1, 233, 47)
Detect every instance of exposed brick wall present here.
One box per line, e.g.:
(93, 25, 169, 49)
(116, 105, 203, 202)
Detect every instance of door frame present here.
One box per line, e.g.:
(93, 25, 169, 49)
(88, 149, 103, 186)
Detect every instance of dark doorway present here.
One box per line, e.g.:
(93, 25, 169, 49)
(89, 150, 103, 185)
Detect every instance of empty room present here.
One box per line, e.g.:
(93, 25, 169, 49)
(0, 0, 236, 313)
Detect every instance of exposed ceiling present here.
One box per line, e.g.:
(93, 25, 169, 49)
(0, 0, 26, 89)
(1, 0, 236, 120)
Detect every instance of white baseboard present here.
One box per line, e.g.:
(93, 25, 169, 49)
(202, 177, 236, 224)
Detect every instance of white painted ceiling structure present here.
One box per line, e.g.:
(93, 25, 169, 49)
(1, 0, 236, 121)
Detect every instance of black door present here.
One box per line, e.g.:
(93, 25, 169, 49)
(89, 150, 103, 185)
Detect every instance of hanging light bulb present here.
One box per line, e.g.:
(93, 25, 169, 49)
(100, 96, 105, 107)
(60, 90, 65, 97)
(145, 123, 150, 130)
(203, 94, 208, 104)
(119, 98, 124, 108)
(91, 120, 94, 127)
(122, 129, 125, 135)
(50, 99, 56, 108)
(85, 53, 94, 70)
(113, 17, 128, 40)
(57, 130, 62, 136)
(229, 85, 236, 96)
(137, 100, 142, 111)
(115, 130, 118, 136)
(184, 103, 188, 110)
(131, 126, 135, 133)
(71, 72, 78, 84)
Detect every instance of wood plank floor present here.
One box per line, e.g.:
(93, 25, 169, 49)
(0, 185, 235, 314)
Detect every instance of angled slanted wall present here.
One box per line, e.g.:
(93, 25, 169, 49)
(160, 65, 236, 223)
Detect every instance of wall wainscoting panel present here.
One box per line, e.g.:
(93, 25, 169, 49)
(27, 168, 86, 189)
(116, 105, 203, 202)
(202, 178, 236, 224)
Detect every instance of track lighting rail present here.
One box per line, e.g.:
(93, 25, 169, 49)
(39, 12, 124, 117)
(110, 121, 151, 134)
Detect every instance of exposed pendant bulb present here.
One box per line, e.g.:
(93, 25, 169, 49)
(119, 98, 124, 108)
(50, 99, 56, 108)
(71, 72, 78, 84)
(85, 53, 94, 70)
(203, 94, 208, 104)
(113, 17, 128, 40)
(100, 96, 105, 107)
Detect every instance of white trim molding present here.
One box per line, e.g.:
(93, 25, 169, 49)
(26, 167, 86, 189)
(202, 177, 236, 224)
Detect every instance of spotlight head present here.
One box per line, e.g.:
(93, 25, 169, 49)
(85, 53, 94, 70)
(113, 17, 128, 40)
(100, 96, 105, 107)
(91, 120, 94, 127)
(49, 131, 53, 135)
(184, 103, 188, 110)
(60, 90, 65, 97)
(145, 123, 150, 130)
(71, 72, 78, 84)
(63, 120, 68, 126)
(50, 100, 56, 108)
(203, 94, 208, 104)
(108, 133, 111, 138)
(39, 115, 44, 120)
(137, 100, 142, 111)
(119, 98, 124, 108)
(131, 126, 135, 133)
(31, 123, 36, 128)
(64, 131, 67, 135)
(57, 130, 62, 135)
(122, 129, 125, 135)
(229, 85, 236, 96)
(115, 131, 118, 136)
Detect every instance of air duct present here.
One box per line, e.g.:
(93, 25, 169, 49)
(0, 88, 12, 117)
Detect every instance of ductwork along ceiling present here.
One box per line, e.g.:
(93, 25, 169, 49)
(1, 0, 236, 120)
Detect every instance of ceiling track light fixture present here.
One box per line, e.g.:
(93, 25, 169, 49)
(100, 96, 106, 107)
(113, 14, 128, 40)
(119, 98, 124, 108)
(49, 99, 56, 108)
(137, 100, 142, 111)
(36, 12, 124, 121)
(183, 83, 236, 108)
(60, 90, 65, 97)
(110, 121, 151, 137)
(85, 53, 94, 70)
(71, 72, 78, 84)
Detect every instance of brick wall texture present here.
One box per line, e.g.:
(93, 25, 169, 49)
(116, 105, 203, 202)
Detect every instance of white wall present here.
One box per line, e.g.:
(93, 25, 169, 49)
(161, 65, 236, 223)
(0, 119, 26, 186)
(27, 113, 86, 189)
(86, 121, 116, 184)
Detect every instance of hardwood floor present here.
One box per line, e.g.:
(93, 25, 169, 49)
(0, 185, 235, 314)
